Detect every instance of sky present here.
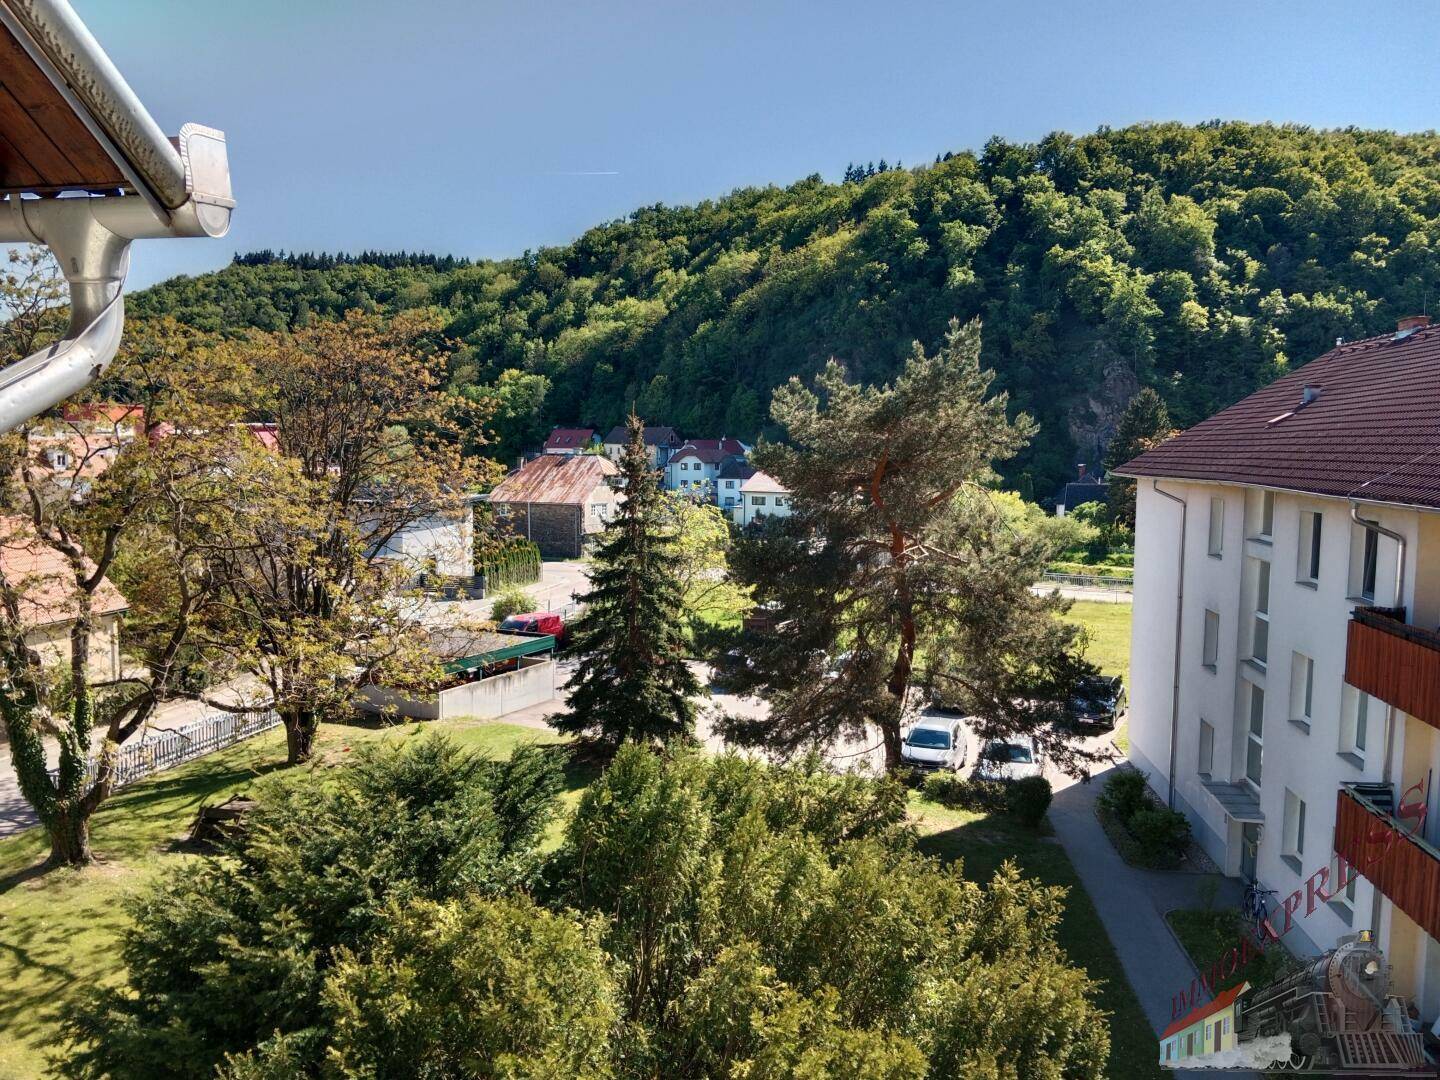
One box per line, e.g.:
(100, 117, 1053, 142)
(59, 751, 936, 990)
(78, 0, 1440, 290)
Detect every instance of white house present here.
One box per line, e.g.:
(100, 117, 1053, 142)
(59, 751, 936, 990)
(716, 458, 755, 518)
(737, 470, 791, 526)
(665, 438, 749, 497)
(371, 503, 476, 583)
(1116, 315, 1440, 1026)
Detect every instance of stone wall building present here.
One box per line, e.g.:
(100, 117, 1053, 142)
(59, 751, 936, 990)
(486, 454, 620, 559)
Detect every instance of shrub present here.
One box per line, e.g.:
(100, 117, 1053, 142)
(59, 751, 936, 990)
(476, 537, 542, 591)
(1006, 776, 1053, 827)
(1098, 769, 1149, 823)
(921, 772, 1007, 813)
(490, 587, 537, 622)
(1129, 806, 1192, 863)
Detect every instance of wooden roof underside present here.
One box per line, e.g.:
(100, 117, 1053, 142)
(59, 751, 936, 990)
(0, 20, 125, 192)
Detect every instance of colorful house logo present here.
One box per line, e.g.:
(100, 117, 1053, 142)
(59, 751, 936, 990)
(1159, 981, 1249, 1068)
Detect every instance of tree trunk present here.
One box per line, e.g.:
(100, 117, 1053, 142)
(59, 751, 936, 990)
(46, 808, 92, 867)
(881, 718, 904, 773)
(283, 709, 317, 764)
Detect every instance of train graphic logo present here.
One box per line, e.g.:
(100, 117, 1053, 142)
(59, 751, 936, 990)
(1160, 933, 1434, 1074)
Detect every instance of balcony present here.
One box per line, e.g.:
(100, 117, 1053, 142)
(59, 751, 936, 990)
(1345, 606, 1440, 732)
(1334, 784, 1440, 942)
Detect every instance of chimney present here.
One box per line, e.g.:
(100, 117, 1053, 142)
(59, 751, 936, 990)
(1077, 463, 1087, 479)
(1301, 385, 1321, 406)
(1395, 315, 1431, 340)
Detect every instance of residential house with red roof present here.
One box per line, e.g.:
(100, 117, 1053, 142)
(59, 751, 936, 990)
(0, 516, 127, 685)
(1115, 315, 1440, 1025)
(665, 437, 750, 499)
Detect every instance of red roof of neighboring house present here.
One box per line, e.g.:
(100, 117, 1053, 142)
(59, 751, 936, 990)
(488, 453, 618, 506)
(0, 516, 127, 628)
(544, 428, 596, 451)
(1160, 981, 1249, 1040)
(61, 403, 144, 427)
(672, 438, 748, 465)
(246, 423, 280, 452)
(1117, 320, 1440, 509)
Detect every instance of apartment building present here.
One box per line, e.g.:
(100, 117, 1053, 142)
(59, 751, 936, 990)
(1117, 316, 1440, 1024)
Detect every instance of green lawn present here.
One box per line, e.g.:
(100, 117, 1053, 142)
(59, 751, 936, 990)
(0, 718, 568, 1080)
(911, 794, 1164, 1080)
(1166, 907, 1296, 997)
(1065, 599, 1132, 679)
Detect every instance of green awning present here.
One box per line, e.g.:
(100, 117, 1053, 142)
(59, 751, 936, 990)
(442, 633, 556, 675)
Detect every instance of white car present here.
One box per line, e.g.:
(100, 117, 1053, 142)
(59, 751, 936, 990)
(973, 736, 1043, 782)
(900, 717, 967, 771)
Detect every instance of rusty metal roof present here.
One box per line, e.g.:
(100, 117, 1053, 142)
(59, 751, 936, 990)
(487, 453, 617, 507)
(1118, 321, 1440, 510)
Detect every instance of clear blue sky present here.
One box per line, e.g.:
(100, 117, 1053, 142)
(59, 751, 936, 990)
(82, 0, 1440, 290)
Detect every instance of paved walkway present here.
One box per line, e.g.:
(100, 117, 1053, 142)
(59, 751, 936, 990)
(1048, 759, 1253, 1080)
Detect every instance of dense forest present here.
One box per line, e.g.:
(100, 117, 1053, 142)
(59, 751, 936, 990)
(130, 121, 1440, 496)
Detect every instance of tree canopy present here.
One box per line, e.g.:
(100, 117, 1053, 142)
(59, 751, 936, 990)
(130, 121, 1440, 496)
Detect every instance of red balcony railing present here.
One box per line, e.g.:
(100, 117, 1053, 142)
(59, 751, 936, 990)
(1334, 785, 1440, 942)
(1345, 607, 1440, 733)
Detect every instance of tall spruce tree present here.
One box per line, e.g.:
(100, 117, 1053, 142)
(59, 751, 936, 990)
(1103, 387, 1174, 528)
(552, 414, 702, 749)
(720, 318, 1097, 774)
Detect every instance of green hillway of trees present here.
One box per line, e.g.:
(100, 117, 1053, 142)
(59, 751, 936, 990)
(132, 120, 1440, 497)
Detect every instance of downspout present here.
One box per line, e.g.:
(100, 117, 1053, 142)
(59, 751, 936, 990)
(1154, 480, 1187, 810)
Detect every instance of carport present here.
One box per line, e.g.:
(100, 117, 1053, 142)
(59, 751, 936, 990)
(361, 630, 558, 721)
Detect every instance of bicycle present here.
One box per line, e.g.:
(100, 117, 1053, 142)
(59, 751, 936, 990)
(1242, 878, 1277, 941)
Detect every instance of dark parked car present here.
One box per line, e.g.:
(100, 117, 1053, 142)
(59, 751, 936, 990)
(1069, 674, 1125, 731)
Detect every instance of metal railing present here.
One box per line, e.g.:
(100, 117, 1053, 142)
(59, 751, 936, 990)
(50, 708, 280, 791)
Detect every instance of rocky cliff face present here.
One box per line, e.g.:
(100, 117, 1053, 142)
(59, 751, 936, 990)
(1064, 353, 1139, 471)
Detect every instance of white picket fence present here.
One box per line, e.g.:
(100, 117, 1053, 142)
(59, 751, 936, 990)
(51, 708, 281, 790)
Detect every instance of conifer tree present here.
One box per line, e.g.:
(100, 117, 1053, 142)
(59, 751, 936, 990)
(1103, 387, 1175, 528)
(552, 414, 701, 749)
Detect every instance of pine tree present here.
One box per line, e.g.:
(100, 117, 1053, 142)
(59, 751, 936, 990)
(1103, 387, 1175, 528)
(552, 414, 702, 749)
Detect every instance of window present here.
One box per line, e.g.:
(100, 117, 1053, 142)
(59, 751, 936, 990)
(1198, 719, 1214, 776)
(1202, 609, 1220, 669)
(1282, 788, 1306, 862)
(752, 496, 767, 506)
(1361, 529, 1379, 601)
(1245, 684, 1264, 787)
(1224, 1017, 1231, 1035)
(775, 497, 787, 508)
(1341, 688, 1370, 757)
(1208, 497, 1225, 556)
(1250, 560, 1270, 665)
(1298, 511, 1322, 583)
(1260, 491, 1274, 538)
(1249, 488, 1274, 540)
(1290, 653, 1314, 725)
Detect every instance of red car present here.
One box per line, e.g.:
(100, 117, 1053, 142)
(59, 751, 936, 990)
(499, 610, 567, 643)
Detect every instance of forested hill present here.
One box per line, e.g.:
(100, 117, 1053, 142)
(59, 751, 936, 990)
(131, 121, 1440, 497)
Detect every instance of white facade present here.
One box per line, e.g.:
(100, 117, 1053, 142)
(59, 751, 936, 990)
(666, 452, 719, 496)
(1129, 478, 1440, 1019)
(737, 472, 792, 526)
(372, 509, 475, 581)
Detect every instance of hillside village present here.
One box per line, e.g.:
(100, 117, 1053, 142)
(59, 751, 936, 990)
(3, 3, 1440, 1079)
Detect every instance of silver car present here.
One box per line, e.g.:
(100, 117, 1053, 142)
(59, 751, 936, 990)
(901, 717, 967, 771)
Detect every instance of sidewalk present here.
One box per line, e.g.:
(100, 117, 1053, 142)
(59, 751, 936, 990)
(1048, 762, 1254, 1080)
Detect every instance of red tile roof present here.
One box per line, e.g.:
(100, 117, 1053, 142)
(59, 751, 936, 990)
(1160, 981, 1248, 1040)
(0, 516, 127, 628)
(672, 438, 747, 465)
(544, 428, 596, 451)
(487, 453, 618, 506)
(1117, 323, 1440, 508)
